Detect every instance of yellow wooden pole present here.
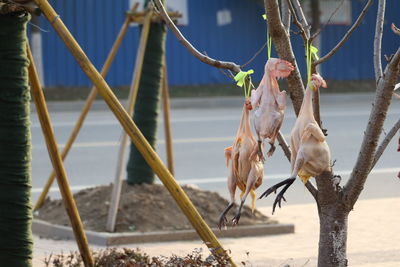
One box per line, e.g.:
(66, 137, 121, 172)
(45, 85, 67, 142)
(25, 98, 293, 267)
(33, 0, 235, 264)
(106, 9, 153, 232)
(27, 45, 94, 267)
(161, 63, 175, 175)
(33, 3, 138, 211)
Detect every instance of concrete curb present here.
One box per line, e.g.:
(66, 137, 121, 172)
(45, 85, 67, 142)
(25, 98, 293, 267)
(32, 219, 294, 246)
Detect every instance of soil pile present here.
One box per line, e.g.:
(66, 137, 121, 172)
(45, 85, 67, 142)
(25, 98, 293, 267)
(36, 182, 275, 233)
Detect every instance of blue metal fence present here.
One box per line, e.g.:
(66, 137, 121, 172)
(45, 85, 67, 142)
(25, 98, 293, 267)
(35, 0, 399, 87)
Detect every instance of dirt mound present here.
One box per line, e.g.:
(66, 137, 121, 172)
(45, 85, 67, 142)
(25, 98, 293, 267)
(35, 182, 275, 233)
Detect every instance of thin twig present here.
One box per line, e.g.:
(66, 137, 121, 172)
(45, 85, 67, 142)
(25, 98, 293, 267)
(392, 23, 400, 35)
(313, 0, 373, 67)
(370, 117, 400, 170)
(311, 0, 345, 40)
(277, 131, 291, 162)
(153, 0, 241, 74)
(281, 0, 291, 34)
(289, 0, 310, 39)
(374, 0, 386, 82)
(241, 42, 267, 68)
(286, 0, 308, 42)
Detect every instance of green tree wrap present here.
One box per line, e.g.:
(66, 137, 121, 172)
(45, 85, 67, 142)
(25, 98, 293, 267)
(126, 1, 166, 185)
(0, 14, 33, 266)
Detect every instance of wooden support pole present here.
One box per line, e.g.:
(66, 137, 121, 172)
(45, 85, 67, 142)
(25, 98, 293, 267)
(106, 9, 153, 232)
(33, 0, 235, 264)
(161, 63, 175, 175)
(33, 3, 138, 211)
(27, 45, 94, 267)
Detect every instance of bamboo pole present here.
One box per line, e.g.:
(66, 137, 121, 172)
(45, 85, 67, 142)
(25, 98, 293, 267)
(161, 63, 175, 175)
(27, 45, 94, 267)
(33, 0, 235, 264)
(33, 3, 138, 211)
(106, 9, 153, 232)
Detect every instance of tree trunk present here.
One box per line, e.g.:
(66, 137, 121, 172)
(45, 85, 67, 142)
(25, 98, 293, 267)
(318, 204, 349, 267)
(0, 12, 33, 266)
(314, 170, 349, 267)
(126, 0, 166, 185)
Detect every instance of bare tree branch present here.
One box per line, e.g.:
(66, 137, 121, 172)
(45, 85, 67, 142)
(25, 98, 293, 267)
(265, 0, 305, 115)
(277, 131, 291, 161)
(370, 118, 400, 170)
(153, 0, 241, 74)
(286, 0, 308, 42)
(392, 23, 400, 35)
(281, 0, 291, 34)
(344, 48, 400, 210)
(311, 0, 345, 41)
(313, 0, 373, 67)
(286, 1, 324, 130)
(374, 0, 386, 82)
(289, 0, 310, 39)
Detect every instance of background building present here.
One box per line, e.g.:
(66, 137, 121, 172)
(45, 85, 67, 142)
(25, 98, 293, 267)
(32, 0, 399, 87)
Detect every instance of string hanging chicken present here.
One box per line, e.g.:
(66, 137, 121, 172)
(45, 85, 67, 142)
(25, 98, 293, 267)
(218, 99, 264, 229)
(251, 58, 294, 160)
(259, 74, 331, 213)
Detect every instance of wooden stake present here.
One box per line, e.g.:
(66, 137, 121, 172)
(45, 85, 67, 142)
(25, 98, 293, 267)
(33, 3, 138, 211)
(27, 45, 94, 267)
(106, 9, 153, 232)
(161, 63, 175, 175)
(34, 0, 235, 264)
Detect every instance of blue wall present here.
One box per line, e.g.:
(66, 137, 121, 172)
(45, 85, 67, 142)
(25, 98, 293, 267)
(35, 0, 399, 87)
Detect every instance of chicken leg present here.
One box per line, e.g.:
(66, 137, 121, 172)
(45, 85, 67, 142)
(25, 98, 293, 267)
(232, 160, 263, 225)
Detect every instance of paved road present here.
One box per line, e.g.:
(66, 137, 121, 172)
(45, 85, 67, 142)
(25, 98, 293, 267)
(30, 93, 400, 209)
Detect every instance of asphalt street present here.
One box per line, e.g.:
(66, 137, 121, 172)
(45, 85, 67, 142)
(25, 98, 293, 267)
(30, 93, 400, 210)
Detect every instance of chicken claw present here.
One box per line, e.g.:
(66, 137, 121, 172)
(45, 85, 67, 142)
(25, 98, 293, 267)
(218, 203, 234, 230)
(259, 178, 295, 214)
(267, 143, 276, 157)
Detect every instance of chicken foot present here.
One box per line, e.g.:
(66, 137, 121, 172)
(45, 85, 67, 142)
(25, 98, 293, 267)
(218, 167, 237, 230)
(233, 161, 262, 225)
(267, 141, 276, 157)
(259, 156, 305, 213)
(218, 202, 235, 230)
